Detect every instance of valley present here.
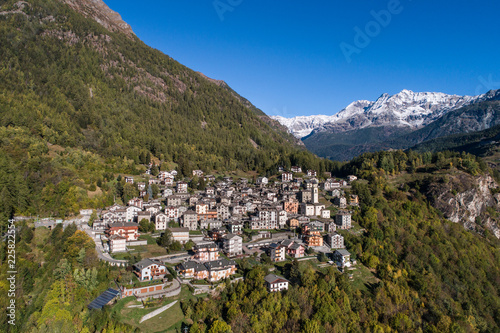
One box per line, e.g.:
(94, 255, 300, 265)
(1, 1, 500, 332)
(274, 89, 500, 161)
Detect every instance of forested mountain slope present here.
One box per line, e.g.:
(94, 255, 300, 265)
(0, 0, 311, 171)
(0, 0, 333, 221)
(183, 151, 500, 332)
(4, 149, 500, 333)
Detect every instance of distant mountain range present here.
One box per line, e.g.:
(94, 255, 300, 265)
(273, 89, 500, 160)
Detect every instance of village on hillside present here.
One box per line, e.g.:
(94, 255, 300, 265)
(35, 166, 363, 310)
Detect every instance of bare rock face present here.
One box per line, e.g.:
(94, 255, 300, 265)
(422, 172, 500, 238)
(196, 72, 227, 88)
(59, 0, 134, 36)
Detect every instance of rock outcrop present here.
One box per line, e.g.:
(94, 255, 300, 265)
(421, 172, 500, 237)
(59, 0, 135, 36)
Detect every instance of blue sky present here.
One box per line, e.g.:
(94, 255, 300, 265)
(105, 0, 500, 118)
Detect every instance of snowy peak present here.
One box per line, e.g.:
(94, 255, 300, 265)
(333, 100, 372, 119)
(360, 90, 478, 127)
(272, 114, 336, 139)
(272, 89, 497, 138)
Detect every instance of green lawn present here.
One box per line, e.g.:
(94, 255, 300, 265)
(111, 296, 139, 317)
(141, 302, 183, 332)
(273, 261, 289, 269)
(348, 264, 380, 291)
(336, 221, 364, 237)
(111, 252, 130, 260)
(327, 205, 338, 212)
(112, 244, 166, 259)
(116, 284, 207, 332)
(135, 280, 165, 288)
(235, 257, 260, 269)
(121, 299, 182, 332)
(33, 227, 50, 246)
(191, 279, 210, 285)
(319, 196, 331, 207)
(139, 234, 157, 245)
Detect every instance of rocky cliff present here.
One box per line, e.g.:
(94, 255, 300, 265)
(59, 0, 135, 36)
(420, 172, 500, 237)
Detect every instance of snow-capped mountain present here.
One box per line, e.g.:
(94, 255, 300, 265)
(272, 89, 494, 138)
(270, 115, 337, 139)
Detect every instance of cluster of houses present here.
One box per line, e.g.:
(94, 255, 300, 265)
(177, 258, 237, 283)
(174, 236, 241, 282)
(267, 239, 305, 261)
(124, 236, 349, 290)
(97, 167, 357, 231)
(128, 241, 240, 284)
(90, 166, 359, 288)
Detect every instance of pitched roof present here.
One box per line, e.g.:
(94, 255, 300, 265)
(289, 243, 304, 250)
(309, 221, 324, 226)
(108, 222, 139, 228)
(178, 261, 207, 272)
(204, 259, 236, 270)
(264, 274, 289, 284)
(134, 258, 164, 270)
(168, 227, 190, 233)
(335, 249, 351, 256)
(194, 243, 218, 251)
(223, 233, 241, 240)
(108, 234, 127, 241)
(268, 243, 282, 250)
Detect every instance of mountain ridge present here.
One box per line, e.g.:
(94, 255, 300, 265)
(0, 0, 329, 183)
(274, 89, 500, 161)
(60, 0, 135, 36)
(274, 89, 498, 138)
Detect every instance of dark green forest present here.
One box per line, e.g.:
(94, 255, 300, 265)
(182, 151, 500, 333)
(0, 222, 135, 332)
(2, 150, 500, 332)
(0, 0, 314, 172)
(412, 123, 500, 157)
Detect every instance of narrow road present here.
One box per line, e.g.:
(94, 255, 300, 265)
(83, 228, 129, 266)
